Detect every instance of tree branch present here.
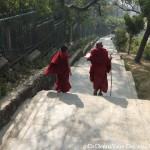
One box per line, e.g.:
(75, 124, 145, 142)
(114, 2, 140, 14)
(68, 0, 99, 11)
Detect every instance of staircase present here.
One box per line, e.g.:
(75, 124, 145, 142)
(1, 35, 150, 150)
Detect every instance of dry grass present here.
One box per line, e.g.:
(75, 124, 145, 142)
(120, 53, 150, 100)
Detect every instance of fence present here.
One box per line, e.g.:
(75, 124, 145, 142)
(0, 11, 36, 61)
(0, 10, 96, 64)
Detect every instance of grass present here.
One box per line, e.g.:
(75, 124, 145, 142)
(121, 53, 150, 100)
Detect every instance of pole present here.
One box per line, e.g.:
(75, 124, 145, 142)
(110, 53, 112, 97)
(110, 70, 112, 97)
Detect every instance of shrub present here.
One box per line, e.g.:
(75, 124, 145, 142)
(144, 42, 150, 60)
(130, 36, 142, 54)
(0, 85, 7, 97)
(131, 37, 150, 60)
(114, 28, 128, 51)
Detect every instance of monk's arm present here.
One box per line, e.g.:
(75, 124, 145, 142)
(87, 50, 94, 61)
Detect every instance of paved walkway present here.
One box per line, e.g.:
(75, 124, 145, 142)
(1, 35, 150, 150)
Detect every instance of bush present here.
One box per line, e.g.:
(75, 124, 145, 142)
(114, 28, 128, 51)
(0, 85, 7, 97)
(130, 36, 142, 54)
(144, 42, 150, 60)
(131, 37, 150, 60)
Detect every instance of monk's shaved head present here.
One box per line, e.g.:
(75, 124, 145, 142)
(61, 45, 68, 52)
(96, 42, 103, 48)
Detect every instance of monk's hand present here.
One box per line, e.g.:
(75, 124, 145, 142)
(69, 72, 72, 76)
(110, 53, 113, 60)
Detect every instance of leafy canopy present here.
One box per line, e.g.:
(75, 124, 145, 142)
(139, 0, 150, 20)
(124, 13, 144, 36)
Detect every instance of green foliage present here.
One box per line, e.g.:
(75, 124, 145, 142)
(95, 18, 109, 36)
(124, 13, 144, 36)
(129, 37, 150, 60)
(0, 77, 7, 98)
(11, 71, 21, 80)
(74, 0, 84, 6)
(79, 36, 95, 48)
(124, 13, 144, 54)
(31, 59, 48, 69)
(0, 84, 8, 97)
(0, 0, 111, 22)
(139, 0, 150, 20)
(134, 77, 144, 99)
(130, 36, 142, 54)
(105, 16, 125, 33)
(143, 42, 150, 60)
(105, 16, 124, 27)
(0, 0, 8, 12)
(124, 61, 131, 71)
(36, 0, 52, 17)
(0, 0, 35, 12)
(0, 0, 62, 19)
(124, 13, 134, 34)
(114, 28, 128, 51)
(0, 58, 49, 98)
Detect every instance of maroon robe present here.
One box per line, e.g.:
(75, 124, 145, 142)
(44, 50, 71, 92)
(87, 47, 111, 93)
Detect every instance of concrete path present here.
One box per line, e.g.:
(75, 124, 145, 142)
(1, 35, 150, 150)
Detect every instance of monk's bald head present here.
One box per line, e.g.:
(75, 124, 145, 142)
(96, 42, 103, 48)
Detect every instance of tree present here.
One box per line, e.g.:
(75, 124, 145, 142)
(124, 13, 144, 54)
(134, 0, 150, 63)
(0, 0, 109, 20)
(60, 0, 103, 17)
(114, 0, 150, 63)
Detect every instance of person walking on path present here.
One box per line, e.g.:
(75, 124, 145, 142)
(44, 45, 72, 93)
(87, 42, 111, 96)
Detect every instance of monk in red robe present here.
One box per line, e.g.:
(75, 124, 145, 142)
(44, 45, 72, 93)
(87, 42, 111, 96)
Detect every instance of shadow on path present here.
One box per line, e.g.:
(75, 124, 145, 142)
(104, 96, 128, 108)
(47, 91, 84, 108)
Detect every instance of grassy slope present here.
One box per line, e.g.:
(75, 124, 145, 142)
(121, 53, 150, 100)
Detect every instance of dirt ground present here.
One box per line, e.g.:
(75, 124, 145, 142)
(120, 53, 150, 100)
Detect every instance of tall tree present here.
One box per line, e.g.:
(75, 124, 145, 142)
(134, 0, 150, 63)
(114, 0, 150, 63)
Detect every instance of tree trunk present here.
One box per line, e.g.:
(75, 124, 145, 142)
(128, 35, 132, 55)
(134, 21, 150, 63)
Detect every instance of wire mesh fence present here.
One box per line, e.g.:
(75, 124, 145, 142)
(0, 10, 96, 64)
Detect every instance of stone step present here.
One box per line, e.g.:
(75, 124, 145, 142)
(111, 58, 126, 71)
(0, 90, 48, 149)
(2, 90, 150, 150)
(70, 65, 136, 99)
(137, 99, 150, 142)
(106, 70, 132, 99)
(125, 71, 138, 99)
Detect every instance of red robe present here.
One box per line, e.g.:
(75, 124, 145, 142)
(44, 51, 71, 93)
(87, 47, 111, 93)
